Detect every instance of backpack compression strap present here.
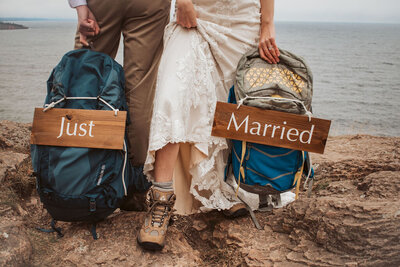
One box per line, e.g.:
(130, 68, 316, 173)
(237, 95, 313, 121)
(36, 219, 64, 238)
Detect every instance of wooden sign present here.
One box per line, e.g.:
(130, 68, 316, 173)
(212, 102, 331, 154)
(31, 108, 127, 150)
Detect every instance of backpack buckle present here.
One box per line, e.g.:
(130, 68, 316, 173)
(89, 199, 96, 212)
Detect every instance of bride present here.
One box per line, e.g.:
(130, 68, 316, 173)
(138, 0, 280, 250)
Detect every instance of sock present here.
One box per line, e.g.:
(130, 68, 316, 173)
(153, 181, 173, 192)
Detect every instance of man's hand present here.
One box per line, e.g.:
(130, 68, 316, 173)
(176, 0, 197, 28)
(76, 5, 100, 46)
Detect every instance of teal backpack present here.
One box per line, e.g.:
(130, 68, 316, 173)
(31, 49, 150, 238)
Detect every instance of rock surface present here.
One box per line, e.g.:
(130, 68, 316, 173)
(0, 219, 32, 266)
(0, 120, 399, 266)
(0, 120, 31, 153)
(0, 151, 28, 183)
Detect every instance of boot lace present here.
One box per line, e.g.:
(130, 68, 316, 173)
(148, 197, 175, 227)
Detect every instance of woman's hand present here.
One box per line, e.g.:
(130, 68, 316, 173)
(176, 0, 197, 28)
(259, 0, 279, 64)
(259, 21, 280, 64)
(76, 5, 100, 46)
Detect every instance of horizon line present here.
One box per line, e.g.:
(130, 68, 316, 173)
(1, 17, 399, 25)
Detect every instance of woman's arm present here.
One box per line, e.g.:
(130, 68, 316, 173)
(176, 0, 197, 28)
(259, 0, 280, 64)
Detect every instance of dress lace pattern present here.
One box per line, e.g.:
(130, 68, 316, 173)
(144, 0, 261, 213)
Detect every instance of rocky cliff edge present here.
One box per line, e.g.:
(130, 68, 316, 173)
(0, 120, 399, 266)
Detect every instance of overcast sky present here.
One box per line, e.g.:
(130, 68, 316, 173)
(0, 0, 399, 23)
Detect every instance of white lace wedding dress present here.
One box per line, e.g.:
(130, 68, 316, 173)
(144, 0, 263, 214)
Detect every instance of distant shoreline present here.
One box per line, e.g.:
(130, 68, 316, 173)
(0, 22, 28, 30)
(0, 17, 399, 24)
(0, 18, 74, 22)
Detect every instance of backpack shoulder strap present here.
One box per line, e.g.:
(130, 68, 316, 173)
(293, 151, 305, 199)
(235, 141, 247, 196)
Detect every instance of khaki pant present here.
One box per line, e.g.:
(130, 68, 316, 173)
(75, 0, 170, 166)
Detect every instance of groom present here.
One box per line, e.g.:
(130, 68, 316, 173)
(68, 0, 170, 168)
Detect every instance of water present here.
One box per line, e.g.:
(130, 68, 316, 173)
(0, 21, 399, 136)
(277, 22, 400, 136)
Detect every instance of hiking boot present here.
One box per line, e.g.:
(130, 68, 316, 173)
(137, 187, 176, 251)
(223, 202, 248, 218)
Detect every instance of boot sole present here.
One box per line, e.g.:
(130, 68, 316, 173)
(223, 207, 248, 218)
(137, 237, 164, 251)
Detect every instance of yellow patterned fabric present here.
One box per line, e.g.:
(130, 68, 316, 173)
(235, 48, 313, 115)
(245, 67, 306, 94)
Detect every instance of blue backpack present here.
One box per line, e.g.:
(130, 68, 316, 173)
(226, 87, 313, 196)
(225, 49, 315, 228)
(31, 49, 150, 238)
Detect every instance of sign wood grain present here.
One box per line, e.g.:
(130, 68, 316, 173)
(212, 102, 331, 154)
(31, 108, 127, 150)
